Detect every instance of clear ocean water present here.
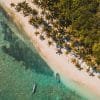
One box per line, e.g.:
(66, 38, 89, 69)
(0, 8, 86, 100)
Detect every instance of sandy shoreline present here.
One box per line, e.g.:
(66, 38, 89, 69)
(0, 0, 100, 99)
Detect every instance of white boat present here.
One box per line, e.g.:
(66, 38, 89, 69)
(32, 84, 36, 94)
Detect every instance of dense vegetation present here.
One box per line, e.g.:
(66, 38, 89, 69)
(11, 0, 100, 73)
(33, 0, 100, 71)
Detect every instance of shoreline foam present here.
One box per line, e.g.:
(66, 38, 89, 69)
(0, 0, 100, 99)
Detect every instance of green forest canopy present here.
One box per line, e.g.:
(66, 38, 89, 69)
(36, 0, 100, 66)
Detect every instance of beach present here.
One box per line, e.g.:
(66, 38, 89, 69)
(0, 0, 100, 99)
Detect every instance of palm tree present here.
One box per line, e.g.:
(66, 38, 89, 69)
(40, 0, 48, 17)
(15, 1, 28, 12)
(31, 9, 38, 16)
(10, 3, 15, 7)
(46, 33, 51, 38)
(89, 72, 94, 76)
(75, 62, 83, 70)
(29, 17, 35, 25)
(33, 0, 40, 5)
(29, 17, 39, 28)
(23, 10, 30, 16)
(40, 35, 45, 40)
(15, 5, 22, 12)
(36, 17, 44, 25)
(48, 40, 53, 46)
(71, 58, 76, 64)
(45, 13, 50, 20)
(21, 1, 28, 9)
(34, 31, 40, 36)
(56, 48, 62, 55)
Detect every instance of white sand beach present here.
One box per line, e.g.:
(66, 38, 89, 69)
(0, 0, 100, 99)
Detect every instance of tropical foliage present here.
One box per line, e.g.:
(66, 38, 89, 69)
(11, 0, 100, 72)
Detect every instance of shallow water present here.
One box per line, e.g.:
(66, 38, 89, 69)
(0, 8, 86, 100)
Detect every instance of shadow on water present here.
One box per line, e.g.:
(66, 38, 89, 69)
(1, 21, 53, 76)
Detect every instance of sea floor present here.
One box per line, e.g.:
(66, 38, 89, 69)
(0, 8, 85, 100)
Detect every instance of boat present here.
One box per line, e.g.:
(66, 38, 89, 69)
(55, 73, 60, 83)
(32, 84, 37, 94)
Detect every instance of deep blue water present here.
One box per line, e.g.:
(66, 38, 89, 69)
(0, 8, 85, 100)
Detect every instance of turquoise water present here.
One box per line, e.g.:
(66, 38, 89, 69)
(0, 8, 85, 100)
